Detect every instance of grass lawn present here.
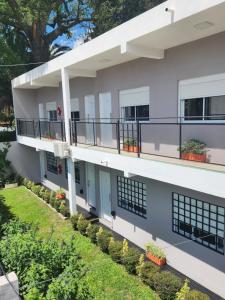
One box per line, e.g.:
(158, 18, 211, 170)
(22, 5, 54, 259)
(0, 186, 159, 300)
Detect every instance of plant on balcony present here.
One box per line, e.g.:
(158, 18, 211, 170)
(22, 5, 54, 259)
(145, 242, 166, 266)
(123, 138, 140, 153)
(179, 139, 207, 162)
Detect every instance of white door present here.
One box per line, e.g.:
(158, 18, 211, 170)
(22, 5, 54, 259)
(85, 95, 95, 144)
(39, 103, 44, 119)
(99, 92, 112, 147)
(86, 163, 96, 208)
(99, 170, 112, 221)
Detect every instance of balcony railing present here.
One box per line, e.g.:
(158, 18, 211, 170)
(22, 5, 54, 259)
(17, 119, 65, 141)
(70, 117, 225, 166)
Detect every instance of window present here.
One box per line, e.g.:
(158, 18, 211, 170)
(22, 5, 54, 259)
(71, 111, 80, 121)
(172, 192, 225, 254)
(182, 96, 225, 121)
(117, 176, 147, 218)
(46, 152, 58, 174)
(75, 162, 80, 184)
(122, 105, 149, 121)
(48, 110, 57, 121)
(65, 159, 68, 179)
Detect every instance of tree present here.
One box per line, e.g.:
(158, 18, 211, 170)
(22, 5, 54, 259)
(90, 0, 166, 38)
(0, 0, 93, 63)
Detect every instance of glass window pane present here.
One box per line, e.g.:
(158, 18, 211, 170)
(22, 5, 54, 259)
(205, 96, 225, 120)
(124, 106, 135, 121)
(136, 105, 149, 121)
(184, 98, 203, 121)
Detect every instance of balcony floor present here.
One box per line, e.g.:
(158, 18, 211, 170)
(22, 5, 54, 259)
(74, 143, 225, 174)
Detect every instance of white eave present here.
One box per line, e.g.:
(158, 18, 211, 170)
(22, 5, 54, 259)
(12, 0, 225, 89)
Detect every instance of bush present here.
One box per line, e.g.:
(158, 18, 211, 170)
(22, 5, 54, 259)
(185, 290, 210, 300)
(70, 213, 81, 230)
(27, 180, 34, 190)
(42, 190, 51, 203)
(137, 260, 160, 284)
(108, 238, 123, 262)
(1, 219, 33, 236)
(96, 227, 112, 253)
(86, 223, 100, 243)
(59, 201, 70, 217)
(150, 271, 182, 300)
(50, 191, 56, 207)
(31, 185, 41, 196)
(121, 247, 140, 274)
(23, 178, 29, 188)
(54, 198, 62, 212)
(77, 214, 90, 235)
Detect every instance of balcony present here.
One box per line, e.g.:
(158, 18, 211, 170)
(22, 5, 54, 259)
(70, 118, 225, 169)
(17, 119, 65, 141)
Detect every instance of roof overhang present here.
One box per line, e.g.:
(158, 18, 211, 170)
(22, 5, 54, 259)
(12, 0, 225, 89)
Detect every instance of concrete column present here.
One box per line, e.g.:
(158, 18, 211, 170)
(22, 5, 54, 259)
(61, 67, 71, 144)
(61, 67, 77, 214)
(39, 150, 45, 182)
(67, 158, 77, 214)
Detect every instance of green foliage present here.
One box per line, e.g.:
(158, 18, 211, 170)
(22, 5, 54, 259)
(24, 287, 45, 300)
(0, 130, 16, 142)
(145, 242, 166, 259)
(176, 279, 190, 300)
(185, 290, 210, 300)
(0, 219, 90, 298)
(31, 185, 41, 196)
(46, 257, 92, 300)
(150, 271, 182, 300)
(0, 142, 11, 183)
(59, 201, 70, 217)
(70, 213, 81, 230)
(86, 223, 100, 243)
(137, 260, 160, 284)
(54, 198, 61, 212)
(96, 226, 112, 253)
(180, 139, 207, 154)
(49, 191, 56, 207)
(77, 214, 90, 235)
(108, 238, 123, 262)
(27, 180, 34, 190)
(43, 190, 51, 203)
(121, 247, 140, 274)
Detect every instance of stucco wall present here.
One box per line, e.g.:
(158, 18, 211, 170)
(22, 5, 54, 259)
(0, 142, 40, 182)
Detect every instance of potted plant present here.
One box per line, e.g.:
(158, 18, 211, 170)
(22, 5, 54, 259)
(123, 138, 140, 153)
(145, 242, 166, 266)
(179, 139, 207, 162)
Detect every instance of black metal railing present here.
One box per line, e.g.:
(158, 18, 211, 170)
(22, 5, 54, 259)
(70, 117, 225, 166)
(16, 119, 65, 141)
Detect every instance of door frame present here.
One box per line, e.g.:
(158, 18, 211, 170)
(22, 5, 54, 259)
(99, 170, 112, 222)
(85, 163, 96, 208)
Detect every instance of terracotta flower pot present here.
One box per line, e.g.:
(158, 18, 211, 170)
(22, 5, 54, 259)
(146, 252, 166, 266)
(181, 153, 206, 163)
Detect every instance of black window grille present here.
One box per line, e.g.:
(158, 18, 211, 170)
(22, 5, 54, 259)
(117, 176, 147, 218)
(75, 162, 80, 184)
(71, 111, 80, 121)
(172, 192, 225, 254)
(49, 110, 57, 121)
(46, 152, 58, 174)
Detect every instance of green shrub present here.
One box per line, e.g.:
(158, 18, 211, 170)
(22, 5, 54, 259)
(27, 180, 33, 190)
(1, 219, 33, 236)
(176, 279, 190, 300)
(39, 186, 46, 198)
(150, 271, 182, 300)
(42, 190, 51, 203)
(137, 260, 160, 284)
(121, 247, 140, 274)
(59, 201, 70, 217)
(108, 238, 123, 262)
(70, 213, 81, 230)
(185, 290, 210, 300)
(77, 214, 90, 235)
(24, 287, 45, 300)
(54, 198, 62, 212)
(50, 191, 56, 207)
(96, 227, 112, 253)
(23, 177, 29, 187)
(31, 185, 41, 196)
(86, 223, 100, 243)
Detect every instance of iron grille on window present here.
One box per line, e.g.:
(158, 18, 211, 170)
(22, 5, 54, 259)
(71, 111, 80, 121)
(46, 152, 58, 174)
(172, 192, 225, 254)
(49, 110, 57, 121)
(117, 176, 147, 218)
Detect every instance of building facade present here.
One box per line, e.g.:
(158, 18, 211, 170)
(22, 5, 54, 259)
(12, 0, 225, 297)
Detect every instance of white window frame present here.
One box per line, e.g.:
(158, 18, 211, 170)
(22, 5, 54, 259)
(179, 74, 225, 124)
(119, 86, 150, 123)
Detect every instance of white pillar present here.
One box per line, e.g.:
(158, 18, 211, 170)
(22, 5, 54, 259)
(61, 67, 71, 144)
(39, 151, 45, 182)
(67, 158, 77, 214)
(61, 67, 77, 214)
